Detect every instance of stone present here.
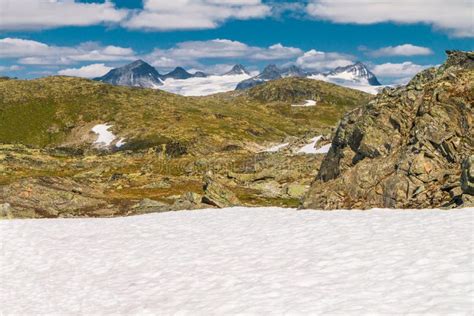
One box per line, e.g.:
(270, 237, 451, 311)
(286, 184, 308, 199)
(0, 203, 14, 219)
(202, 172, 240, 208)
(461, 156, 474, 195)
(0, 177, 108, 218)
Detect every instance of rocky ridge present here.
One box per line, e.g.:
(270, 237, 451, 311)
(303, 51, 474, 209)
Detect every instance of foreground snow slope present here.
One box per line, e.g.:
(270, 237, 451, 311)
(1, 207, 473, 314)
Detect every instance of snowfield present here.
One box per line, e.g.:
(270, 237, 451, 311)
(297, 136, 331, 154)
(1, 207, 473, 315)
(159, 74, 251, 96)
(291, 99, 317, 107)
(308, 74, 386, 95)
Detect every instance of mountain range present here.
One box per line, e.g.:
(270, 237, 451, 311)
(94, 60, 210, 88)
(95, 60, 382, 95)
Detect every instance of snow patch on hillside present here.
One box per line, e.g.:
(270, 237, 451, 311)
(1, 207, 472, 314)
(91, 124, 125, 148)
(91, 124, 116, 147)
(292, 99, 317, 107)
(264, 142, 289, 152)
(297, 136, 331, 154)
(160, 74, 251, 96)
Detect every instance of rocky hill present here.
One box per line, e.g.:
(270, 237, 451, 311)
(302, 51, 474, 209)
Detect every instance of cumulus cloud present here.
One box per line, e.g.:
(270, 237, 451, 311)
(0, 0, 128, 30)
(0, 65, 22, 72)
(368, 44, 434, 57)
(295, 50, 354, 71)
(146, 39, 303, 69)
(372, 62, 433, 78)
(123, 0, 271, 30)
(57, 63, 113, 78)
(0, 38, 136, 65)
(306, 0, 473, 37)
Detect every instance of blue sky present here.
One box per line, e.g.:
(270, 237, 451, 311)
(0, 0, 472, 84)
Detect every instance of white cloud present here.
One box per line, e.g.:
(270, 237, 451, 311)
(0, 38, 136, 65)
(0, 0, 128, 30)
(0, 65, 22, 72)
(123, 0, 270, 30)
(306, 0, 473, 37)
(146, 39, 303, 69)
(372, 62, 433, 78)
(295, 50, 354, 71)
(369, 44, 434, 57)
(58, 63, 113, 78)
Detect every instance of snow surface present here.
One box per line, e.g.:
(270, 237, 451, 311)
(291, 99, 317, 107)
(1, 207, 472, 315)
(116, 137, 126, 148)
(91, 124, 125, 148)
(308, 74, 385, 95)
(263, 142, 289, 152)
(297, 136, 331, 154)
(159, 74, 251, 96)
(313, 143, 331, 154)
(91, 124, 116, 147)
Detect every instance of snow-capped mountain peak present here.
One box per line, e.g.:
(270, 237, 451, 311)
(327, 62, 381, 86)
(224, 64, 250, 76)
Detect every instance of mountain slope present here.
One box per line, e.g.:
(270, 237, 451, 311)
(0, 76, 370, 153)
(95, 60, 163, 88)
(302, 50, 474, 209)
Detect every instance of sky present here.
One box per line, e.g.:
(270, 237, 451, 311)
(0, 0, 472, 84)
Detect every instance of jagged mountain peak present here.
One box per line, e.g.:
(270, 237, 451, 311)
(225, 64, 249, 76)
(162, 67, 193, 80)
(328, 62, 381, 86)
(95, 59, 163, 88)
(280, 65, 307, 77)
(259, 64, 282, 80)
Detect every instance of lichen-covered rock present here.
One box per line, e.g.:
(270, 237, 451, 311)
(0, 203, 15, 219)
(202, 172, 240, 208)
(303, 51, 474, 210)
(0, 177, 108, 218)
(461, 156, 474, 195)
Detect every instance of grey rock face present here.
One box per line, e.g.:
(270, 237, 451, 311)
(95, 60, 163, 88)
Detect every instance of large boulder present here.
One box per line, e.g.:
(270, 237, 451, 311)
(302, 51, 474, 210)
(0, 177, 108, 218)
(202, 172, 240, 208)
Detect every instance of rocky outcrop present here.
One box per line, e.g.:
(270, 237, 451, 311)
(202, 172, 240, 208)
(0, 177, 109, 218)
(302, 51, 474, 210)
